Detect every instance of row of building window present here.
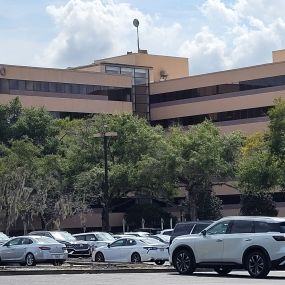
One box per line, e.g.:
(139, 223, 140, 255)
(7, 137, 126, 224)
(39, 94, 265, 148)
(150, 75, 285, 104)
(0, 79, 131, 102)
(152, 106, 271, 128)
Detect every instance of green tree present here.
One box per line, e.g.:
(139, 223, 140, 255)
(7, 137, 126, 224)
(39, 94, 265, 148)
(67, 114, 175, 231)
(167, 121, 243, 220)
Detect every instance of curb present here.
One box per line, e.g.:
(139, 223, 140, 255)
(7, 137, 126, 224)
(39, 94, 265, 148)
(0, 267, 176, 276)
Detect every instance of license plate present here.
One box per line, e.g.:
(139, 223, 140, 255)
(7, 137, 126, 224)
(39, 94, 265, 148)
(53, 254, 63, 259)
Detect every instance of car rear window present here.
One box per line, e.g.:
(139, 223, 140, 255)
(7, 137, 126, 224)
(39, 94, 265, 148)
(173, 224, 194, 235)
(191, 223, 210, 234)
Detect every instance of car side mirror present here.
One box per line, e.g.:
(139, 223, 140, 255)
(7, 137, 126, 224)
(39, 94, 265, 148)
(201, 230, 206, 236)
(107, 243, 110, 248)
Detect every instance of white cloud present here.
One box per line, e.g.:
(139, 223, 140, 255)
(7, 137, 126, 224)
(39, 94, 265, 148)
(37, 0, 182, 67)
(36, 0, 285, 75)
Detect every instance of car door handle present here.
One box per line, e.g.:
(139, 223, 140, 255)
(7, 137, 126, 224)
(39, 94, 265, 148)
(216, 239, 223, 242)
(245, 238, 252, 241)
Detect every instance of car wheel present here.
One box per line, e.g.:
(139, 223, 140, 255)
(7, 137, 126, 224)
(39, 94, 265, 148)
(95, 252, 105, 262)
(155, 260, 165, 265)
(245, 250, 270, 278)
(53, 260, 64, 266)
(25, 253, 36, 266)
(173, 248, 196, 275)
(214, 266, 232, 276)
(131, 252, 141, 263)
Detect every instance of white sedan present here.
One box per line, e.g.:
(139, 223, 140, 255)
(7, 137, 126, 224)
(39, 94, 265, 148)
(0, 236, 68, 266)
(92, 237, 169, 265)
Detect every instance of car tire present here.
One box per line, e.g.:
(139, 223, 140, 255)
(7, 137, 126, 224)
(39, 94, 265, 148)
(214, 266, 232, 276)
(53, 260, 64, 266)
(131, 252, 141, 263)
(95, 252, 105, 262)
(245, 250, 270, 278)
(173, 248, 196, 275)
(25, 253, 36, 266)
(155, 260, 165, 265)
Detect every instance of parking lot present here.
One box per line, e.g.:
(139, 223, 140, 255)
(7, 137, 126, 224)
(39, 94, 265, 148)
(2, 272, 285, 285)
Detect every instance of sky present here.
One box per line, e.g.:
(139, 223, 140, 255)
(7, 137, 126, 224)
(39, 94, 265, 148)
(1, 0, 285, 75)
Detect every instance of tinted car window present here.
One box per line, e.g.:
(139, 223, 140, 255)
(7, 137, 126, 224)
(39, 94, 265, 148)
(21, 238, 33, 245)
(254, 221, 271, 233)
(126, 239, 137, 246)
(192, 223, 210, 234)
(75, 235, 86, 241)
(7, 238, 22, 246)
(207, 221, 230, 235)
(230, 220, 253, 234)
(110, 239, 126, 247)
(173, 223, 194, 235)
(85, 234, 97, 241)
(278, 222, 285, 233)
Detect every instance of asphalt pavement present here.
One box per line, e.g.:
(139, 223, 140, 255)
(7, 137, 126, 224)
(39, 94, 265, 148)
(2, 272, 285, 285)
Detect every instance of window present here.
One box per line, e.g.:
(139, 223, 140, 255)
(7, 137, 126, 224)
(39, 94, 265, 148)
(207, 221, 230, 235)
(6, 238, 22, 246)
(105, 65, 120, 75)
(110, 239, 126, 247)
(85, 234, 97, 241)
(9, 79, 19, 90)
(254, 221, 271, 233)
(21, 238, 33, 245)
(75, 235, 86, 241)
(174, 223, 195, 235)
(135, 68, 148, 78)
(121, 67, 134, 77)
(26, 81, 34, 91)
(126, 239, 137, 246)
(192, 223, 210, 234)
(230, 220, 253, 234)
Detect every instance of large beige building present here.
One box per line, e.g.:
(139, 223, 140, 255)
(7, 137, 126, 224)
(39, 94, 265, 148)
(1, 49, 285, 232)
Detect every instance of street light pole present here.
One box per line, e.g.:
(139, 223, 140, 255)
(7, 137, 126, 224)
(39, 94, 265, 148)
(94, 131, 117, 232)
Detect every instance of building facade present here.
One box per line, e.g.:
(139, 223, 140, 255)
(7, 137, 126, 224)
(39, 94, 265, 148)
(1, 49, 285, 232)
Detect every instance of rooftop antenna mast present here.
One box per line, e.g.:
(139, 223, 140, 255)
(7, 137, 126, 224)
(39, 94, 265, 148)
(133, 19, 140, 53)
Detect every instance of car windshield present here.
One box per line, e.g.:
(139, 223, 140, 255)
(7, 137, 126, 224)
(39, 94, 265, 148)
(0, 232, 9, 240)
(51, 231, 76, 241)
(95, 233, 115, 241)
(33, 237, 59, 244)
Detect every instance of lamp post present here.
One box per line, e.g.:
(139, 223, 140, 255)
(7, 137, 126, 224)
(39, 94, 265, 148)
(93, 131, 117, 232)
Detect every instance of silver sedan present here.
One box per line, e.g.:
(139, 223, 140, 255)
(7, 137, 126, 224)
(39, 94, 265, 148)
(0, 235, 68, 266)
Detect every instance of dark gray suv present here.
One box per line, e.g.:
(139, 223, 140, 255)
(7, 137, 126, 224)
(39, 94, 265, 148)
(29, 231, 90, 257)
(170, 221, 213, 244)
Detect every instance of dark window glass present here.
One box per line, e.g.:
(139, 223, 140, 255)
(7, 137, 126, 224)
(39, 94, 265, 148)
(49, 82, 56, 92)
(33, 81, 41, 91)
(173, 223, 194, 235)
(85, 234, 97, 241)
(207, 221, 230, 235)
(254, 221, 271, 233)
(105, 65, 120, 75)
(71, 84, 80, 94)
(134, 78, 147, 85)
(21, 238, 33, 245)
(152, 106, 271, 128)
(18, 80, 25, 90)
(40, 81, 49, 92)
(26, 81, 33, 91)
(64, 83, 72, 93)
(135, 68, 148, 78)
(135, 103, 148, 113)
(55, 83, 64, 93)
(150, 74, 285, 104)
(278, 222, 285, 233)
(75, 235, 86, 241)
(110, 239, 126, 247)
(9, 79, 19, 90)
(80, 85, 87, 94)
(0, 79, 9, 93)
(230, 220, 253, 234)
(126, 239, 137, 246)
(192, 223, 210, 234)
(135, 95, 149, 104)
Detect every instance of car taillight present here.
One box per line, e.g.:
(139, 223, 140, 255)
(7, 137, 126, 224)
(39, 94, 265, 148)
(39, 246, 51, 250)
(273, 236, 285, 241)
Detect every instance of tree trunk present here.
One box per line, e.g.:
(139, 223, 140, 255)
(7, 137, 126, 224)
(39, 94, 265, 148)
(39, 213, 47, 230)
(101, 204, 110, 232)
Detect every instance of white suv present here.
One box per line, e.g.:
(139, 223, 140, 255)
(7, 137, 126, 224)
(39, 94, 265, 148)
(169, 216, 285, 278)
